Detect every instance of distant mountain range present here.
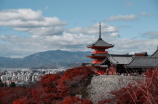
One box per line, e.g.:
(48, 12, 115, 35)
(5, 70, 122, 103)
(0, 50, 91, 68)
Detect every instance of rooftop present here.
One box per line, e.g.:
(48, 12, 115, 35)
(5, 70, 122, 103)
(126, 57, 158, 68)
(87, 38, 114, 48)
(151, 48, 158, 57)
(108, 54, 133, 65)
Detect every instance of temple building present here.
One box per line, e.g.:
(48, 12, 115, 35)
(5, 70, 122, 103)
(83, 23, 158, 75)
(126, 48, 158, 74)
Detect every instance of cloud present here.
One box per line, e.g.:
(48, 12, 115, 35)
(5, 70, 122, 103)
(0, 33, 97, 57)
(110, 32, 119, 37)
(106, 14, 138, 21)
(1, 32, 158, 58)
(0, 8, 156, 58)
(140, 12, 153, 17)
(14, 26, 64, 35)
(0, 9, 120, 37)
(66, 23, 119, 37)
(143, 31, 158, 36)
(110, 38, 158, 55)
(125, 1, 133, 6)
(0, 8, 66, 35)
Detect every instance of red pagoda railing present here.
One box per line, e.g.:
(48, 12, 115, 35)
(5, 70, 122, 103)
(92, 60, 102, 64)
(92, 51, 108, 54)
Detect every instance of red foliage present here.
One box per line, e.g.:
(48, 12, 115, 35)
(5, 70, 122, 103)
(0, 86, 26, 104)
(30, 74, 61, 103)
(57, 66, 94, 97)
(13, 98, 27, 104)
(61, 66, 94, 82)
(41, 74, 61, 93)
(57, 96, 93, 104)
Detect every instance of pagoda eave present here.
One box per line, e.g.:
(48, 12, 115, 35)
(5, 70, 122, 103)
(87, 46, 114, 49)
(87, 55, 107, 59)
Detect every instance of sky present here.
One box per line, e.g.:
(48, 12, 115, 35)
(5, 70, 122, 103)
(0, 0, 158, 58)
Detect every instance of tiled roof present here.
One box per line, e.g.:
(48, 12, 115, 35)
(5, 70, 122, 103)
(108, 54, 133, 65)
(151, 48, 158, 57)
(126, 57, 158, 68)
(87, 38, 114, 48)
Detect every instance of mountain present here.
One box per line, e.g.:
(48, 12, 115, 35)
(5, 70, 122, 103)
(0, 57, 20, 68)
(0, 50, 91, 68)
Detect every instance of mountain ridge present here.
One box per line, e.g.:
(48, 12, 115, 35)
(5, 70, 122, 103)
(0, 50, 91, 68)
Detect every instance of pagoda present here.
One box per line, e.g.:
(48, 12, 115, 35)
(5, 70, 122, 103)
(87, 22, 114, 74)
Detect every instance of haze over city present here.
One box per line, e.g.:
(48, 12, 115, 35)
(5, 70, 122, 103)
(0, 0, 158, 58)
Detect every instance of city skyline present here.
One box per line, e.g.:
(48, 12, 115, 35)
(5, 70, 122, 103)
(0, 0, 158, 58)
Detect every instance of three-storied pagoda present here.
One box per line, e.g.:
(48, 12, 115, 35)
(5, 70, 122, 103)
(87, 23, 114, 74)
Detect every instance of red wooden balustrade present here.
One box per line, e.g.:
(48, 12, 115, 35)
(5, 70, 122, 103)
(92, 51, 108, 54)
(92, 60, 102, 64)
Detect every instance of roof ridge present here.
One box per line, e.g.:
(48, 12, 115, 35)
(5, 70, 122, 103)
(151, 48, 158, 57)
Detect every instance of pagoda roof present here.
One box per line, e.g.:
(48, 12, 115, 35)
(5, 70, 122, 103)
(87, 38, 114, 48)
(87, 53, 108, 57)
(126, 57, 158, 68)
(151, 48, 158, 57)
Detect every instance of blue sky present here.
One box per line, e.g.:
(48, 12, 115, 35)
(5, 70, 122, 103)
(0, 0, 158, 58)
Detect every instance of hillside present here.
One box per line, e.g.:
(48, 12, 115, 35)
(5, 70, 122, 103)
(0, 50, 91, 68)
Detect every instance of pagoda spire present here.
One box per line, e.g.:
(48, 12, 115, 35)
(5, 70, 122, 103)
(99, 22, 101, 39)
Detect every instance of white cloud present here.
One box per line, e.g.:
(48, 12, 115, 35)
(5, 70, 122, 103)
(110, 38, 158, 55)
(66, 23, 119, 37)
(1, 33, 158, 58)
(0, 8, 156, 58)
(141, 12, 153, 17)
(14, 26, 64, 35)
(0, 33, 97, 57)
(110, 32, 119, 37)
(0, 8, 66, 35)
(0, 9, 43, 21)
(106, 14, 138, 21)
(0, 9, 120, 37)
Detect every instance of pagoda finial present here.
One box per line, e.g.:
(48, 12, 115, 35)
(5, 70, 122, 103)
(99, 22, 101, 38)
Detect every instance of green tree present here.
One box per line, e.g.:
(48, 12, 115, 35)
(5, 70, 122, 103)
(10, 82, 16, 87)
